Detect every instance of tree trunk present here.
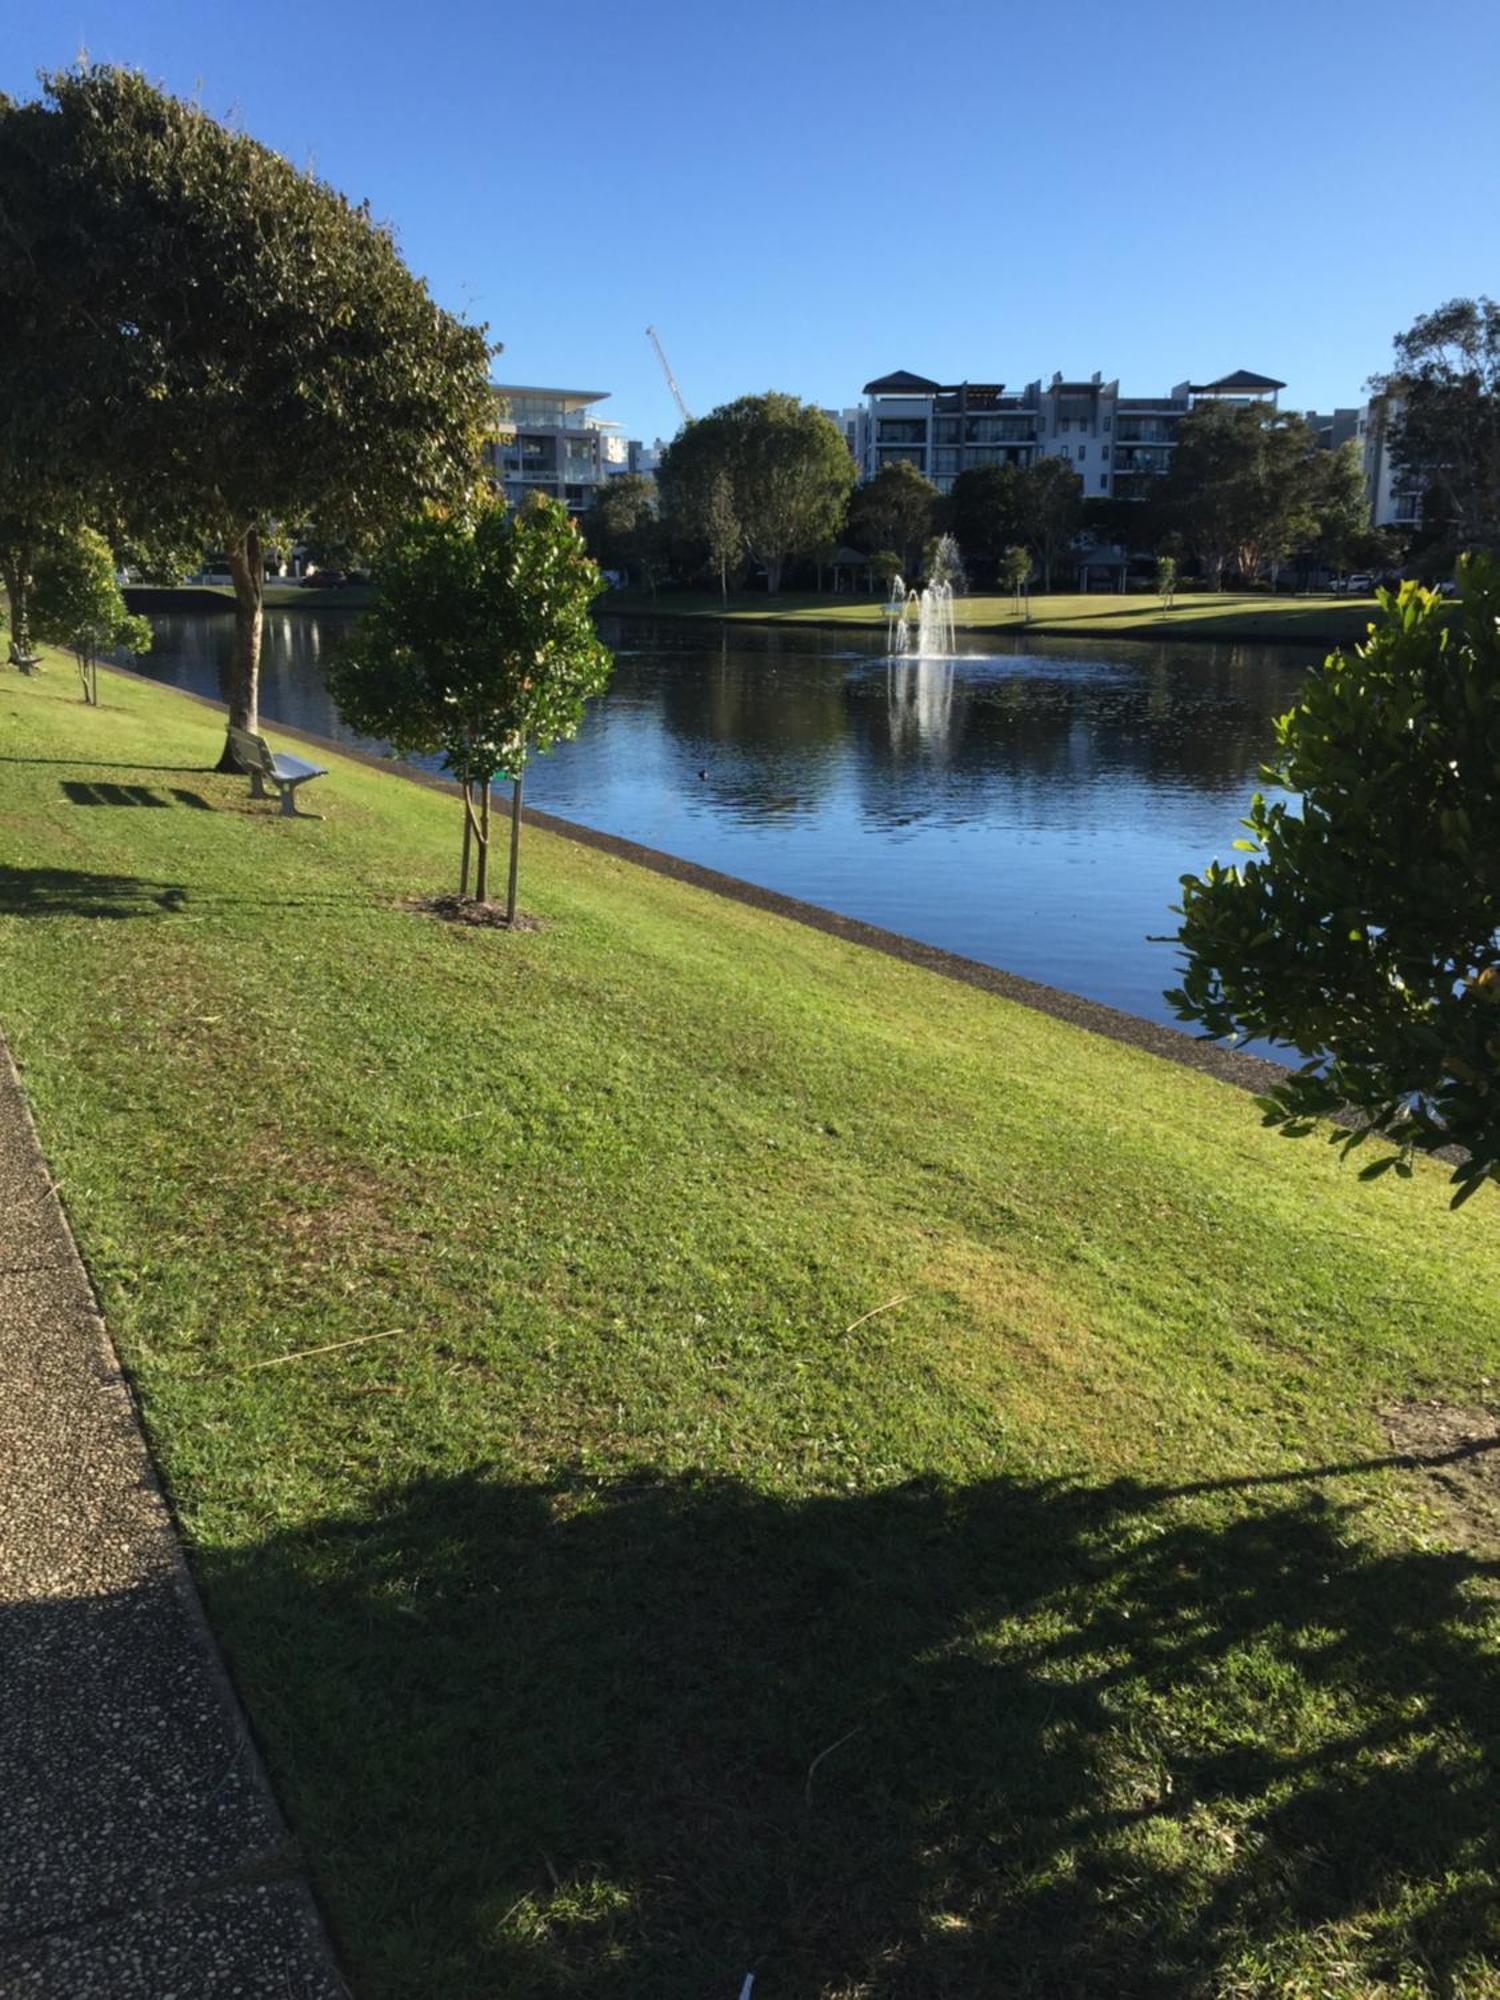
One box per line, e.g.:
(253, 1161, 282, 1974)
(3, 550, 33, 664)
(765, 554, 784, 596)
(720, 558, 727, 605)
(217, 528, 264, 775)
(506, 768, 524, 925)
(460, 781, 474, 897)
(474, 780, 491, 903)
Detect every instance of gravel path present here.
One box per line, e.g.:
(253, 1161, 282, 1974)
(0, 1035, 345, 1996)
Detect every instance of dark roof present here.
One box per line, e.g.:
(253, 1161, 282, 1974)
(1194, 368, 1286, 392)
(863, 370, 942, 395)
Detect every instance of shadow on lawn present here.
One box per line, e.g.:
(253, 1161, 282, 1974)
(0, 864, 189, 917)
(60, 779, 212, 809)
(201, 1463, 1500, 1999)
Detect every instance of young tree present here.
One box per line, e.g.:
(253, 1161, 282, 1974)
(656, 393, 853, 595)
(1018, 457, 1083, 590)
(13, 66, 493, 767)
(1169, 560, 1500, 1205)
(703, 470, 744, 604)
(1000, 546, 1032, 613)
(1372, 297, 1500, 551)
(30, 526, 152, 703)
(1155, 553, 1178, 609)
(845, 461, 939, 577)
(329, 497, 612, 919)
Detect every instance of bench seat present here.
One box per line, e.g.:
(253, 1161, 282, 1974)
(228, 726, 328, 818)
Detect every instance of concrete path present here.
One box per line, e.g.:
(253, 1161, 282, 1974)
(0, 1037, 345, 1996)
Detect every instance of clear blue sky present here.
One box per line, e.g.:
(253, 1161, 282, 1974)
(5, 0, 1498, 445)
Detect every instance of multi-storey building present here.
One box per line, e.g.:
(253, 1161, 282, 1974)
(486, 385, 633, 513)
(854, 367, 1287, 498)
(1356, 395, 1423, 530)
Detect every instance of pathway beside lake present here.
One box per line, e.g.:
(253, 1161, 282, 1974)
(0, 1035, 343, 1997)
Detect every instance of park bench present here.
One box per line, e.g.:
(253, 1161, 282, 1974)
(228, 726, 328, 818)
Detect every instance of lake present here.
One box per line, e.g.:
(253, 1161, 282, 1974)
(133, 607, 1311, 1029)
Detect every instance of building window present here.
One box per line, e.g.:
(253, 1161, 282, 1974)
(1101, 446, 1110, 462)
(1077, 446, 1086, 461)
(1099, 474, 1108, 490)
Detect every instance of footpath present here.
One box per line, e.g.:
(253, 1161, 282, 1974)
(0, 1035, 344, 1996)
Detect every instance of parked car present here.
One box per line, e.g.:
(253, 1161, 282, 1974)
(299, 569, 346, 589)
(1342, 572, 1374, 594)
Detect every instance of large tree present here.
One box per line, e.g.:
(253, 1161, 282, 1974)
(1159, 402, 1319, 587)
(1019, 457, 1084, 591)
(1169, 561, 1500, 1205)
(845, 460, 938, 577)
(328, 496, 612, 917)
(1372, 297, 1500, 553)
(657, 393, 853, 595)
(944, 463, 1024, 582)
(0, 93, 104, 664)
(9, 66, 493, 765)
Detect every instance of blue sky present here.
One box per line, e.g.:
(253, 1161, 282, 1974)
(4, 0, 1498, 446)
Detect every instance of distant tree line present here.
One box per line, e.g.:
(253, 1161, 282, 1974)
(588, 302, 1500, 600)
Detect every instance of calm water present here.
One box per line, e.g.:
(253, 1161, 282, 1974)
(135, 607, 1311, 1028)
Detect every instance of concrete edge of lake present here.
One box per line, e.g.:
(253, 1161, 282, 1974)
(106, 662, 1292, 1100)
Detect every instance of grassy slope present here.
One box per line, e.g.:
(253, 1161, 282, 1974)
(2, 660, 1498, 1999)
(611, 588, 1380, 645)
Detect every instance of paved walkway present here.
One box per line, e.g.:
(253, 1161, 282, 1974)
(0, 1036, 345, 1995)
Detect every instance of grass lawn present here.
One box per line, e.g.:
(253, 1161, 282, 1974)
(610, 587, 1383, 647)
(3, 659, 1499, 1999)
(126, 580, 375, 611)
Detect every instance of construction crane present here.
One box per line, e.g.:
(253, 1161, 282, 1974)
(646, 325, 691, 424)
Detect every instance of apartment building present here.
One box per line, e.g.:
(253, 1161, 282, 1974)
(1356, 395, 1423, 529)
(853, 367, 1287, 498)
(486, 385, 634, 513)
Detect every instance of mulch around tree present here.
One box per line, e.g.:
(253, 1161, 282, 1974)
(402, 892, 542, 931)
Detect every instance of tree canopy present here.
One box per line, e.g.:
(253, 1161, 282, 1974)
(1, 65, 494, 756)
(329, 497, 611, 911)
(657, 393, 854, 594)
(1372, 296, 1500, 556)
(1170, 561, 1500, 1205)
(845, 461, 938, 576)
(1159, 403, 1320, 586)
(31, 525, 152, 704)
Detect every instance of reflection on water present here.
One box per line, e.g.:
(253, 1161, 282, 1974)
(132, 608, 1311, 1027)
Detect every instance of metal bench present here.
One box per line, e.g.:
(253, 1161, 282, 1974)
(228, 726, 328, 818)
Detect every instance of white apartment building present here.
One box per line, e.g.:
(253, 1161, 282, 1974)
(852, 367, 1287, 498)
(486, 385, 634, 513)
(1356, 395, 1423, 530)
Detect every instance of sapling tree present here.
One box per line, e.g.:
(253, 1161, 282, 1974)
(329, 497, 612, 918)
(1169, 559, 1500, 1205)
(31, 526, 152, 702)
(1156, 553, 1177, 609)
(1001, 546, 1032, 614)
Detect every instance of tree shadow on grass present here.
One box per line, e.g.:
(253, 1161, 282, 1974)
(199, 1461, 1500, 1999)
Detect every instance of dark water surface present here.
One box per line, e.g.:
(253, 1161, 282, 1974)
(135, 608, 1310, 1029)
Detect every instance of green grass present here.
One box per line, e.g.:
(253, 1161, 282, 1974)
(3, 658, 1499, 1999)
(126, 580, 375, 610)
(611, 587, 1383, 646)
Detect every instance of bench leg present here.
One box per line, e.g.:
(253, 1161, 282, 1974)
(277, 781, 322, 820)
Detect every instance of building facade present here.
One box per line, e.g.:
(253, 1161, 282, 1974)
(1356, 395, 1423, 530)
(487, 385, 635, 513)
(852, 367, 1287, 499)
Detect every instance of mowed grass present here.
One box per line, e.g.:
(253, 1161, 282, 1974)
(613, 587, 1382, 646)
(2, 660, 1499, 2000)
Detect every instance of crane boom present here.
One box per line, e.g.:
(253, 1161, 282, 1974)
(646, 324, 691, 423)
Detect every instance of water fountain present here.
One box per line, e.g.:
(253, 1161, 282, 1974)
(883, 535, 963, 658)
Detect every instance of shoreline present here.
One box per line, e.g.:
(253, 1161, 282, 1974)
(105, 659, 1292, 1099)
